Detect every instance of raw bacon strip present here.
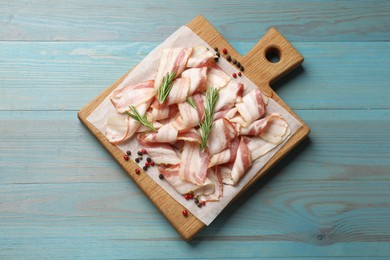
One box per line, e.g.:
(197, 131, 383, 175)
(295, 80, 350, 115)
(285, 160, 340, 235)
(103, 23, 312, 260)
(110, 80, 155, 113)
(214, 107, 237, 121)
(154, 48, 193, 91)
(207, 118, 237, 156)
(214, 81, 244, 112)
(136, 121, 163, 133)
(166, 77, 190, 105)
(149, 104, 178, 121)
(206, 66, 231, 89)
(137, 135, 180, 165)
(186, 46, 216, 68)
(198, 168, 223, 202)
(140, 123, 178, 143)
(158, 165, 215, 195)
(177, 128, 201, 144)
(236, 89, 266, 126)
(172, 94, 204, 131)
(222, 138, 252, 185)
(106, 101, 151, 144)
(181, 67, 208, 95)
(179, 142, 210, 185)
(209, 139, 240, 168)
(240, 113, 288, 139)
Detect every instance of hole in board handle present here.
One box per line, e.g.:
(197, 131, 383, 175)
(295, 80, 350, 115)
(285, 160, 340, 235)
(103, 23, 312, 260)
(265, 46, 281, 63)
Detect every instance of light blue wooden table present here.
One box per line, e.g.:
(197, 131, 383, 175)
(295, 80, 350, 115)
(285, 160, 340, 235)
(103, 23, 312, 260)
(1, 1, 390, 259)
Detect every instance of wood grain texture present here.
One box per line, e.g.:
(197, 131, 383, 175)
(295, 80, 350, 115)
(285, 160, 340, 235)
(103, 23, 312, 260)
(1, 0, 390, 258)
(1, 0, 389, 42)
(77, 15, 309, 239)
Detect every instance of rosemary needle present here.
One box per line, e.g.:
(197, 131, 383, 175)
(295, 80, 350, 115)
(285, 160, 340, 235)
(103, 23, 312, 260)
(125, 105, 156, 131)
(158, 72, 176, 104)
(199, 86, 219, 150)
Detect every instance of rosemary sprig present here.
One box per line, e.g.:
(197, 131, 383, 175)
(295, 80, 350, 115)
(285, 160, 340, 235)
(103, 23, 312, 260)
(125, 105, 156, 131)
(186, 96, 196, 109)
(157, 72, 176, 104)
(199, 86, 219, 150)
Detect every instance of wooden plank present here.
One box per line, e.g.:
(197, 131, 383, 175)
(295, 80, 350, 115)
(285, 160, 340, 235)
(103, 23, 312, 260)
(1, 0, 389, 42)
(1, 41, 389, 111)
(77, 15, 310, 240)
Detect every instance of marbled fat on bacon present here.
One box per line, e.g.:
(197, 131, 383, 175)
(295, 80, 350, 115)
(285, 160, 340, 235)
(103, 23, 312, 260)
(179, 142, 210, 185)
(154, 48, 193, 91)
(177, 128, 201, 144)
(222, 138, 252, 185)
(110, 80, 155, 113)
(141, 123, 178, 143)
(165, 77, 190, 105)
(106, 101, 151, 143)
(208, 138, 240, 168)
(172, 94, 204, 131)
(236, 89, 266, 126)
(213, 107, 238, 121)
(207, 118, 237, 156)
(186, 46, 216, 68)
(149, 104, 178, 121)
(138, 136, 180, 165)
(158, 165, 215, 195)
(198, 168, 223, 202)
(206, 66, 231, 89)
(214, 81, 244, 112)
(240, 113, 287, 137)
(181, 67, 208, 95)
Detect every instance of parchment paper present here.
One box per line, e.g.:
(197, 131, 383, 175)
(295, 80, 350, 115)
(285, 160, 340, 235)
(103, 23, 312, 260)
(87, 26, 302, 225)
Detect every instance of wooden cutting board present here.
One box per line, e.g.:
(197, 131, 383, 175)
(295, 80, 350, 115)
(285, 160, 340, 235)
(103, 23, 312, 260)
(78, 15, 310, 240)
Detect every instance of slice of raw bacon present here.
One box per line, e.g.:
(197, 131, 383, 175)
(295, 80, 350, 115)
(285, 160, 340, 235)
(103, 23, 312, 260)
(198, 167, 223, 202)
(110, 80, 155, 113)
(221, 138, 252, 185)
(236, 88, 266, 126)
(214, 81, 244, 112)
(165, 77, 190, 105)
(181, 67, 208, 95)
(240, 113, 288, 138)
(158, 164, 215, 196)
(179, 142, 210, 185)
(154, 48, 193, 91)
(106, 101, 151, 144)
(208, 138, 240, 168)
(137, 135, 180, 165)
(213, 107, 238, 121)
(177, 128, 201, 144)
(140, 123, 178, 143)
(186, 46, 216, 68)
(207, 118, 237, 156)
(206, 66, 231, 89)
(172, 93, 204, 131)
(149, 104, 179, 121)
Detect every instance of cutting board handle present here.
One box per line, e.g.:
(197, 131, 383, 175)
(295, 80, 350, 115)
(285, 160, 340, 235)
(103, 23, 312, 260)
(243, 28, 304, 89)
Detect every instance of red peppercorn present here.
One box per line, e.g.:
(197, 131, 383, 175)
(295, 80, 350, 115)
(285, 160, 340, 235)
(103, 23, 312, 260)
(184, 194, 190, 200)
(232, 73, 237, 78)
(201, 201, 206, 206)
(151, 161, 155, 166)
(238, 72, 242, 77)
(135, 169, 141, 175)
(141, 148, 147, 154)
(182, 210, 188, 217)
(123, 154, 129, 161)
(145, 162, 151, 167)
(189, 194, 194, 200)
(222, 48, 227, 54)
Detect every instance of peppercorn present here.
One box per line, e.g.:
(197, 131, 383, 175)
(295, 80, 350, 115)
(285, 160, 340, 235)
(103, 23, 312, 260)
(214, 57, 219, 62)
(141, 149, 147, 154)
(222, 48, 227, 54)
(216, 52, 220, 57)
(201, 201, 206, 206)
(137, 151, 143, 156)
(232, 59, 237, 65)
(138, 156, 143, 161)
(238, 72, 242, 77)
(146, 157, 152, 162)
(240, 66, 244, 72)
(226, 55, 232, 62)
(143, 166, 148, 171)
(214, 47, 218, 52)
(159, 174, 164, 180)
(135, 169, 141, 175)
(232, 73, 237, 78)
(126, 150, 131, 156)
(182, 210, 188, 217)
(123, 154, 129, 161)
(151, 161, 155, 166)
(184, 194, 190, 200)
(194, 197, 199, 204)
(189, 194, 194, 199)
(236, 61, 241, 68)
(145, 162, 151, 167)
(197, 202, 202, 208)
(135, 158, 140, 163)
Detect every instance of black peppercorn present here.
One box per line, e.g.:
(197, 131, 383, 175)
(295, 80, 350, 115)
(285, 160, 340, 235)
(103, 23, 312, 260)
(146, 157, 152, 162)
(159, 174, 164, 180)
(138, 156, 143, 161)
(216, 52, 220, 57)
(226, 55, 232, 62)
(194, 197, 199, 204)
(214, 57, 219, 62)
(135, 158, 140, 163)
(137, 151, 143, 156)
(214, 47, 218, 52)
(236, 61, 241, 68)
(126, 151, 131, 156)
(232, 59, 237, 65)
(197, 202, 202, 207)
(240, 66, 244, 72)
(143, 166, 148, 171)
